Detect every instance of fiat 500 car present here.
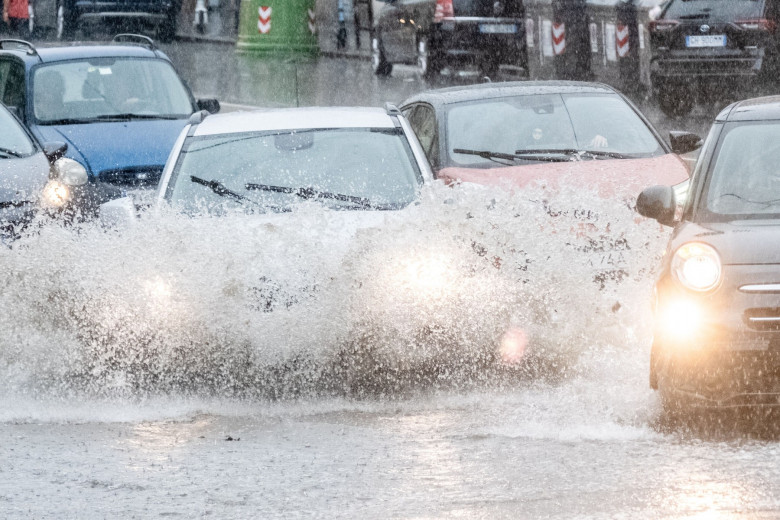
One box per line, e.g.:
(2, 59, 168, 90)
(637, 95, 780, 412)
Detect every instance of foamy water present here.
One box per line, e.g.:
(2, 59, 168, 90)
(0, 182, 669, 420)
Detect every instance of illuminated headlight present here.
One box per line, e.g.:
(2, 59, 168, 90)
(41, 180, 71, 207)
(53, 158, 88, 186)
(671, 242, 722, 292)
(399, 256, 450, 295)
(659, 299, 703, 341)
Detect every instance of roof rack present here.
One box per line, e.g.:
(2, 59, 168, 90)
(112, 34, 157, 51)
(0, 39, 38, 57)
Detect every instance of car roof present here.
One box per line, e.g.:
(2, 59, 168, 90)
(192, 107, 398, 136)
(0, 42, 166, 65)
(716, 95, 780, 122)
(401, 80, 619, 107)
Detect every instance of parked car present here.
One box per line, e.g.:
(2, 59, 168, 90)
(649, 0, 780, 117)
(372, 0, 528, 79)
(0, 101, 89, 243)
(637, 95, 780, 413)
(400, 81, 700, 285)
(0, 35, 219, 215)
(56, 0, 179, 41)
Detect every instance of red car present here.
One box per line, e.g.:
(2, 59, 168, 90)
(400, 81, 697, 198)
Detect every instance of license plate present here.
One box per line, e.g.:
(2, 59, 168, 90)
(479, 23, 517, 34)
(685, 34, 727, 47)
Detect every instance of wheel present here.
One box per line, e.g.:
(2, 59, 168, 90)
(371, 35, 393, 76)
(656, 82, 694, 118)
(417, 35, 441, 80)
(56, 1, 77, 40)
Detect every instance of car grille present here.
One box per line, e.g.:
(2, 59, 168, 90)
(744, 308, 780, 332)
(99, 166, 164, 186)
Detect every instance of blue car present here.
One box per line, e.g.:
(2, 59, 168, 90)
(0, 34, 219, 215)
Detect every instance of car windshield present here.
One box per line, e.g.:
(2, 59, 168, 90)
(165, 127, 423, 215)
(0, 105, 35, 157)
(663, 0, 762, 20)
(445, 93, 663, 168)
(31, 58, 193, 124)
(701, 121, 780, 219)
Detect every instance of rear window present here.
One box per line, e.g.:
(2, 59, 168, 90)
(663, 0, 763, 21)
(453, 0, 524, 17)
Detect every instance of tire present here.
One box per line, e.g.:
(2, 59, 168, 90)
(56, 1, 77, 40)
(656, 82, 694, 118)
(371, 35, 393, 76)
(417, 36, 441, 80)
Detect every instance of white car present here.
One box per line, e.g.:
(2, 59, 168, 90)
(103, 104, 433, 221)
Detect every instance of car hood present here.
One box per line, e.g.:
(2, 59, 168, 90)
(437, 153, 690, 199)
(34, 119, 188, 177)
(672, 221, 780, 265)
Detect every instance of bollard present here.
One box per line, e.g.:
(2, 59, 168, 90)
(551, 0, 592, 80)
(615, 0, 641, 93)
(236, 0, 318, 55)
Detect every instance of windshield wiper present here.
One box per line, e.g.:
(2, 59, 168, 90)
(40, 117, 103, 125)
(95, 113, 182, 121)
(0, 147, 22, 158)
(514, 148, 630, 160)
(245, 183, 377, 209)
(191, 175, 256, 204)
(454, 148, 567, 164)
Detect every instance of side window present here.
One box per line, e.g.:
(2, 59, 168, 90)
(0, 60, 26, 114)
(406, 104, 439, 168)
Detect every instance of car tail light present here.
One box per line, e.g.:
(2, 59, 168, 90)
(736, 18, 776, 32)
(648, 19, 679, 32)
(434, 0, 454, 22)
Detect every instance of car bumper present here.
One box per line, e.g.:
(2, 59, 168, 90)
(653, 272, 780, 408)
(650, 51, 765, 81)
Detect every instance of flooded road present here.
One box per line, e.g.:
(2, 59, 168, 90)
(2, 42, 780, 518)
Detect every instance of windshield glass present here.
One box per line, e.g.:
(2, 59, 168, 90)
(702, 121, 780, 219)
(0, 105, 35, 157)
(445, 93, 663, 168)
(32, 59, 193, 124)
(166, 127, 423, 214)
(663, 0, 762, 20)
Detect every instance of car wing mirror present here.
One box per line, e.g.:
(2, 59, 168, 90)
(42, 141, 68, 163)
(196, 98, 221, 114)
(636, 185, 676, 226)
(99, 196, 137, 229)
(669, 131, 703, 155)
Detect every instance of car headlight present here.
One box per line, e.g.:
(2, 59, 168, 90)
(41, 180, 71, 207)
(671, 242, 721, 292)
(658, 298, 703, 341)
(53, 158, 88, 186)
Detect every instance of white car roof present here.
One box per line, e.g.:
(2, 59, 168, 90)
(192, 107, 397, 136)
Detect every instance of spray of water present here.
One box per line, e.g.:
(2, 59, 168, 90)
(0, 181, 671, 410)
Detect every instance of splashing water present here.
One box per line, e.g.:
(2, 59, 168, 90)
(0, 182, 671, 410)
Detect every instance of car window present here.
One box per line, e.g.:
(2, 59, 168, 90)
(0, 105, 35, 157)
(445, 93, 663, 167)
(0, 60, 26, 113)
(407, 105, 439, 167)
(702, 122, 780, 219)
(166, 127, 423, 214)
(31, 59, 193, 123)
(663, 0, 763, 20)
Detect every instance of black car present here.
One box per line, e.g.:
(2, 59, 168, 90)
(649, 0, 780, 117)
(0, 102, 87, 242)
(637, 95, 780, 413)
(372, 0, 527, 79)
(56, 0, 179, 41)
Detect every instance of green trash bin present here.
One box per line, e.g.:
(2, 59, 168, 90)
(237, 0, 318, 55)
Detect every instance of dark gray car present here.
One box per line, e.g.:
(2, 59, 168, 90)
(637, 95, 780, 414)
(372, 0, 527, 79)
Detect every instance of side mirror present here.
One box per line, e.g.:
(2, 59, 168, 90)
(636, 185, 676, 226)
(669, 131, 703, 155)
(196, 98, 221, 114)
(99, 196, 137, 229)
(43, 141, 68, 163)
